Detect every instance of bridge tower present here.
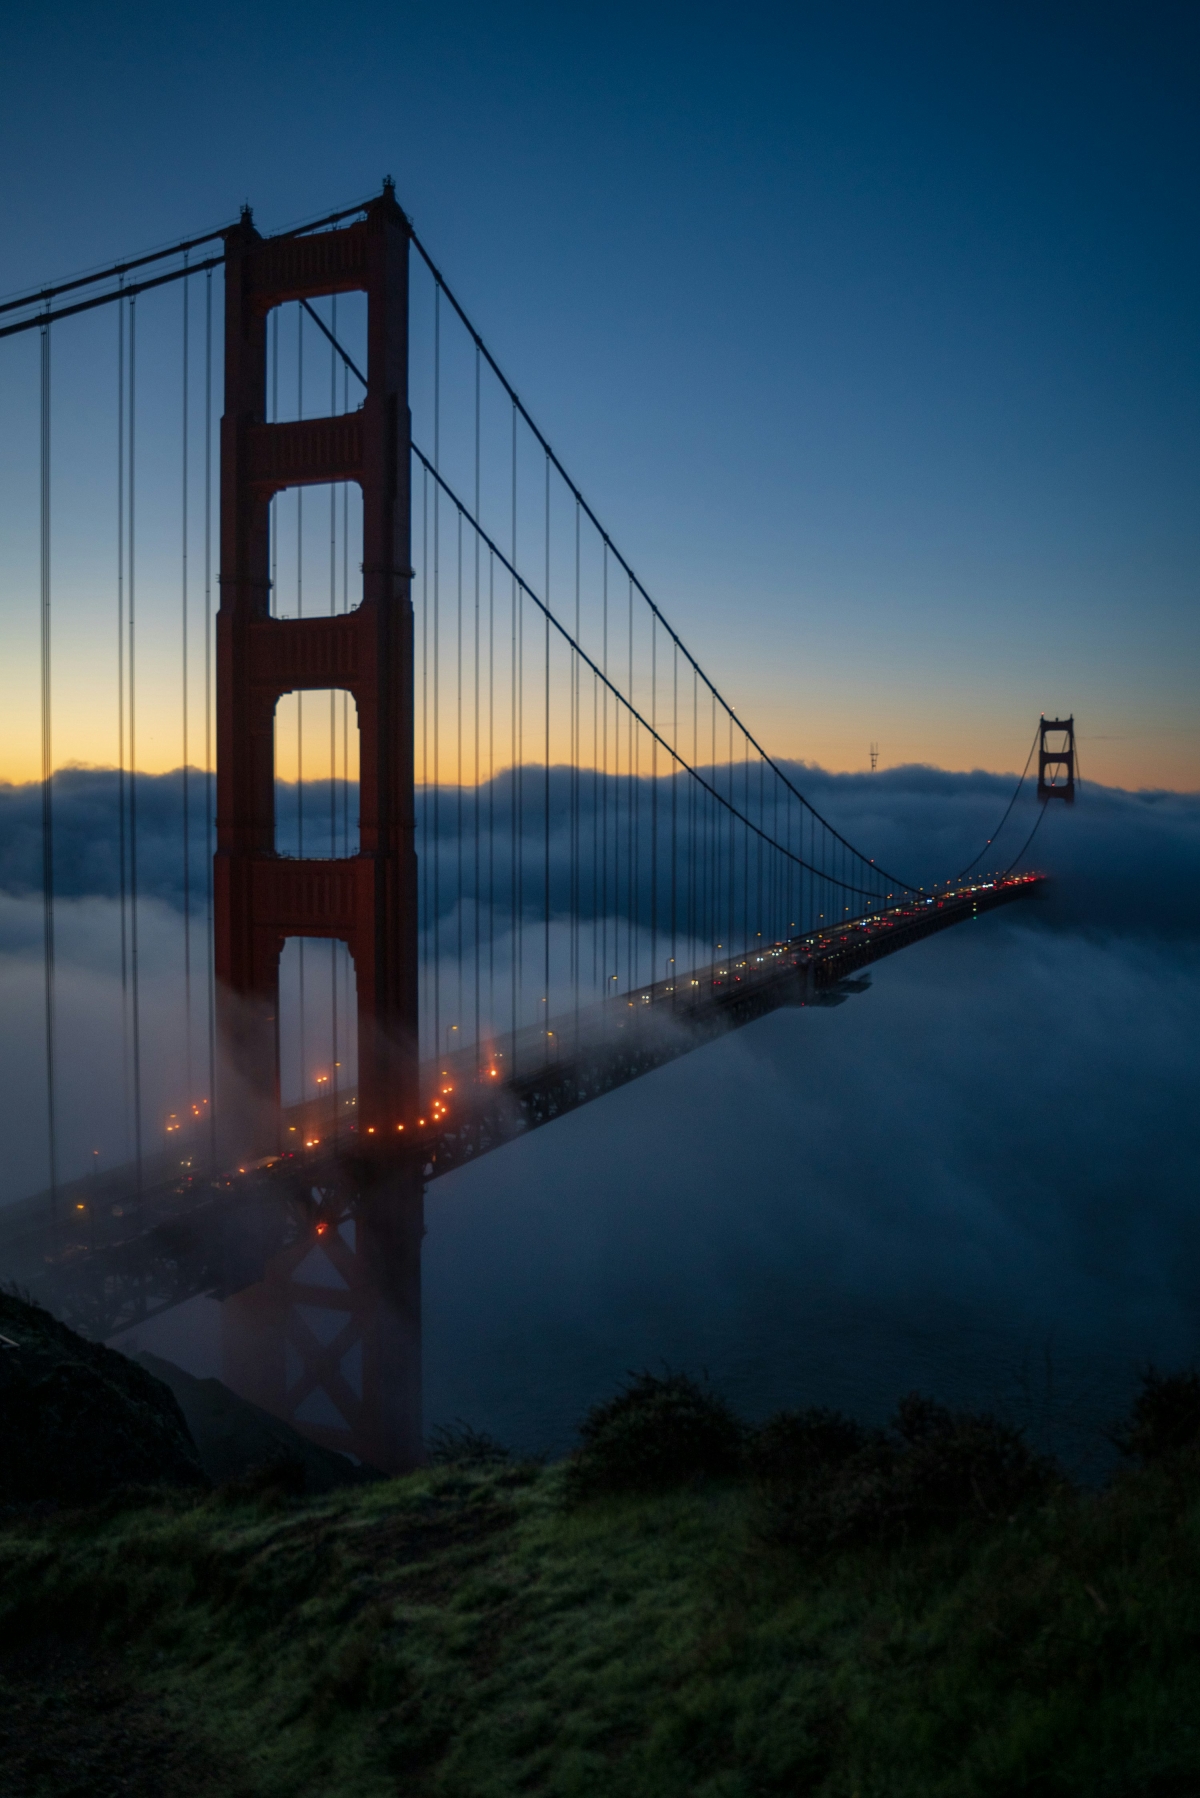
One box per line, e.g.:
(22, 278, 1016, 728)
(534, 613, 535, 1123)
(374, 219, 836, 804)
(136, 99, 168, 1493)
(1037, 715, 1076, 804)
(214, 183, 423, 1471)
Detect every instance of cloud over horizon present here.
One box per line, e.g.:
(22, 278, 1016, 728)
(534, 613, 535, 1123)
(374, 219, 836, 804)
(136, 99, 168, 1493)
(1, 760, 1197, 940)
(1, 759, 1196, 1461)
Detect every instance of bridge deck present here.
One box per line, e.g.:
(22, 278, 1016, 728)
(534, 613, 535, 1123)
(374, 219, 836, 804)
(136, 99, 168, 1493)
(0, 875, 1042, 1338)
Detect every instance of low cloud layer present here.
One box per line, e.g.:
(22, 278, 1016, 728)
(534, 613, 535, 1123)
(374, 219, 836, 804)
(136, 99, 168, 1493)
(2, 762, 1197, 1460)
(3, 761, 1197, 941)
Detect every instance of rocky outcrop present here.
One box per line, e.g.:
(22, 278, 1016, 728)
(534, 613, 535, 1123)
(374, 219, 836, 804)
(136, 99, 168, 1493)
(0, 1292, 206, 1506)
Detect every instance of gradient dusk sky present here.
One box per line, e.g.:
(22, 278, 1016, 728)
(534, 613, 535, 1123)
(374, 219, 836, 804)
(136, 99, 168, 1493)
(0, 0, 1196, 789)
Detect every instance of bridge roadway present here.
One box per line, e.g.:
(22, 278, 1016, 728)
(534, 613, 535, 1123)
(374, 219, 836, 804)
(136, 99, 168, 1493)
(0, 875, 1043, 1340)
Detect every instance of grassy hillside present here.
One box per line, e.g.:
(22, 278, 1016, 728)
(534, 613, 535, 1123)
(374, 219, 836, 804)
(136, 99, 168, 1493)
(3, 1431, 1199, 1796)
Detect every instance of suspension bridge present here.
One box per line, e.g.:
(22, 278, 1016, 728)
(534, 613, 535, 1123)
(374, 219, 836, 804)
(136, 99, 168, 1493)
(0, 183, 1073, 1469)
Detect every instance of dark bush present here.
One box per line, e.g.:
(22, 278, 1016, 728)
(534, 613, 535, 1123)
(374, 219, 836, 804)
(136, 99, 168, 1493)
(427, 1421, 511, 1468)
(1112, 1367, 1200, 1466)
(747, 1407, 870, 1485)
(218, 1455, 307, 1505)
(766, 1394, 1058, 1550)
(890, 1395, 1056, 1523)
(566, 1370, 744, 1500)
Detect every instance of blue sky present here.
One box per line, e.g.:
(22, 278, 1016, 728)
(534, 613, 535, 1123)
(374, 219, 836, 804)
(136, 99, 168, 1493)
(0, 0, 1196, 786)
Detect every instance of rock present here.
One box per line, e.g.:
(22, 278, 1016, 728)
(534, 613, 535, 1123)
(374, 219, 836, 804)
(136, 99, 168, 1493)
(134, 1352, 380, 1494)
(0, 1292, 207, 1507)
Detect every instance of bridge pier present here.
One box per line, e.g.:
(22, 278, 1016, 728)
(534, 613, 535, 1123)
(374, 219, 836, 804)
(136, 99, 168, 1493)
(220, 1160, 424, 1473)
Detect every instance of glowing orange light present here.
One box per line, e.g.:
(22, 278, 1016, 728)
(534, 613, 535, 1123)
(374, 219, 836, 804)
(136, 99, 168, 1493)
(316, 1221, 328, 1235)
(367, 1126, 375, 1134)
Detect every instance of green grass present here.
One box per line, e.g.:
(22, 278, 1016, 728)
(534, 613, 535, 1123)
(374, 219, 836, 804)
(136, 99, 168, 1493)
(3, 1452, 1200, 1796)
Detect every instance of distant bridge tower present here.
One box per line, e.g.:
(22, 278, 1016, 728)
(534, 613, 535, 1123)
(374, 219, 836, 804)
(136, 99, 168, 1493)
(1037, 715, 1076, 804)
(215, 183, 422, 1471)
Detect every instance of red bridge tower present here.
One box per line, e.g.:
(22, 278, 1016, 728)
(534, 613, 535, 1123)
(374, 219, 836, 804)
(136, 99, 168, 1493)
(214, 184, 422, 1471)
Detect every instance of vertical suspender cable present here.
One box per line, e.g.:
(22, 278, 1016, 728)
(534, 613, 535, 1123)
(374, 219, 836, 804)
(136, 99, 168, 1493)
(473, 347, 482, 1061)
(456, 509, 464, 1043)
(488, 546, 495, 1036)
(330, 295, 339, 1137)
(543, 454, 550, 1054)
(204, 270, 216, 1164)
(117, 295, 130, 1158)
(650, 615, 658, 984)
(689, 664, 696, 958)
(511, 401, 519, 1055)
(181, 265, 192, 1118)
(39, 317, 58, 1220)
(591, 661, 598, 992)
(128, 297, 144, 1208)
(432, 285, 441, 1072)
(671, 640, 678, 995)
(517, 428, 525, 1025)
(601, 543, 608, 991)
(627, 577, 634, 991)
(421, 464, 429, 1059)
(296, 307, 306, 1100)
(342, 361, 350, 855)
(271, 312, 278, 607)
(572, 499, 580, 1032)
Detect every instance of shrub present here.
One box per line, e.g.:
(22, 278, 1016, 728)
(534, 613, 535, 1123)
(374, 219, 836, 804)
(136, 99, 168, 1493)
(1112, 1366, 1200, 1466)
(566, 1370, 744, 1500)
(746, 1407, 870, 1485)
(765, 1394, 1058, 1551)
(889, 1395, 1057, 1524)
(426, 1421, 511, 1468)
(217, 1455, 307, 1506)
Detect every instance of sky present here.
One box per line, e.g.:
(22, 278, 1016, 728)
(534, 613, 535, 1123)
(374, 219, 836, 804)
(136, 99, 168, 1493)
(0, 0, 1197, 789)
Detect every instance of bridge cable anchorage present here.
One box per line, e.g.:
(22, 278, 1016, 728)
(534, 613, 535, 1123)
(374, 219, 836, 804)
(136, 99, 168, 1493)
(410, 444, 891, 901)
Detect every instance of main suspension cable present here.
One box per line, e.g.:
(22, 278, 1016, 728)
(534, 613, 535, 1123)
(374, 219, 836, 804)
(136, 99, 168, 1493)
(412, 445, 890, 902)
(405, 223, 921, 895)
(955, 726, 1040, 880)
(1003, 801, 1049, 875)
